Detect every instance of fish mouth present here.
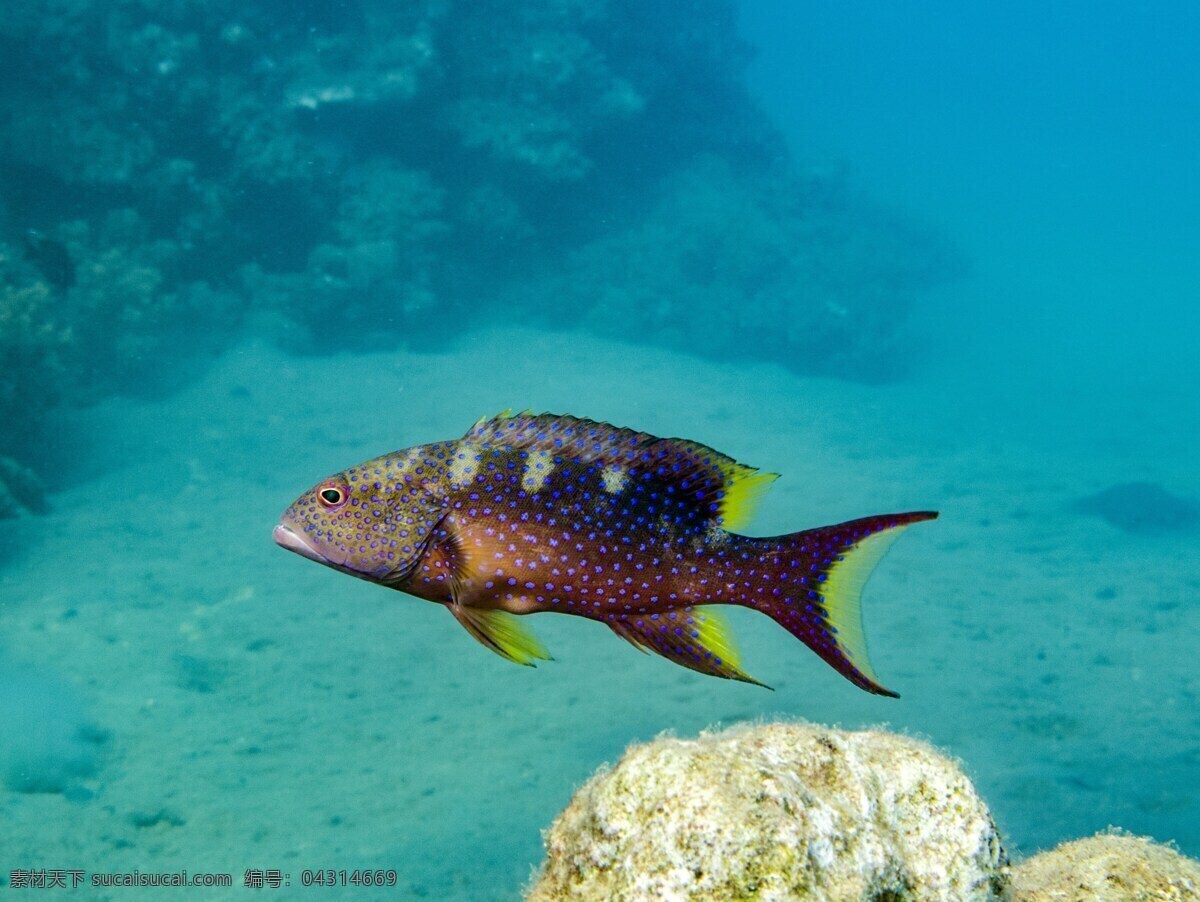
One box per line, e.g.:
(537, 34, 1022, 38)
(273, 523, 331, 565)
(274, 521, 392, 581)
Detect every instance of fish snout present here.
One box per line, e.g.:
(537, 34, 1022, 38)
(273, 522, 330, 565)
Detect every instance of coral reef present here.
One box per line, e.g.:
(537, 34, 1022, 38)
(517, 156, 959, 381)
(0, 0, 957, 376)
(1010, 831, 1200, 900)
(0, 0, 963, 494)
(0, 241, 72, 425)
(528, 722, 1009, 900)
(0, 218, 236, 461)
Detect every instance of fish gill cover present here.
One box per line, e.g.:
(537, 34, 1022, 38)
(0, 0, 958, 478)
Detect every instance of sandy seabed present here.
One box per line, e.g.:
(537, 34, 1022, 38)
(1, 328, 1196, 899)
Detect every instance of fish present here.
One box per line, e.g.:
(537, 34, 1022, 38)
(274, 411, 937, 695)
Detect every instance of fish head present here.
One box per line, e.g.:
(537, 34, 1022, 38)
(274, 446, 450, 584)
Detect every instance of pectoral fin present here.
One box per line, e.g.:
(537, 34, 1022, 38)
(451, 606, 552, 667)
(608, 606, 770, 688)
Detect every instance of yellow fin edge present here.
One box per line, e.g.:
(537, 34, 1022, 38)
(719, 467, 780, 532)
(693, 605, 743, 670)
(694, 606, 770, 687)
(454, 607, 551, 666)
(820, 525, 912, 689)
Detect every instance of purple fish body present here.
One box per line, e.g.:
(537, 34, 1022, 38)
(275, 412, 936, 694)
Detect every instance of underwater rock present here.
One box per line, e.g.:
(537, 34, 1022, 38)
(0, 242, 73, 423)
(1010, 832, 1200, 900)
(1074, 481, 1199, 535)
(523, 155, 961, 381)
(528, 723, 1009, 900)
(0, 0, 953, 394)
(0, 455, 48, 518)
(443, 6, 642, 182)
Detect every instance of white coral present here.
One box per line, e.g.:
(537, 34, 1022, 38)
(528, 722, 1009, 901)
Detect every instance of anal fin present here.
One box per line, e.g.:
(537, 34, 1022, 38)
(452, 607, 552, 667)
(609, 606, 770, 689)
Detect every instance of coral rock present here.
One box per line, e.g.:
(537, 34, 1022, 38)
(1011, 831, 1200, 900)
(0, 456, 47, 518)
(528, 722, 1009, 901)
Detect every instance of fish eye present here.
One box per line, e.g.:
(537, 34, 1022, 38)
(318, 484, 347, 508)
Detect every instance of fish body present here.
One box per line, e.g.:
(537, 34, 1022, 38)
(275, 412, 936, 694)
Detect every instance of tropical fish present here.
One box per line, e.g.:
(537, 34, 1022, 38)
(274, 412, 936, 695)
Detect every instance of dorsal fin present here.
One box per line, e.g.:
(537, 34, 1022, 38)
(464, 411, 777, 531)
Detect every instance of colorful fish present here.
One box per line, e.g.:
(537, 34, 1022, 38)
(274, 412, 936, 694)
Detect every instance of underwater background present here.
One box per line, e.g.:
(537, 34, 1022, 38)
(0, 0, 1196, 897)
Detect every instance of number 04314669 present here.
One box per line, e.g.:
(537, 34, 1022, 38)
(301, 869, 398, 887)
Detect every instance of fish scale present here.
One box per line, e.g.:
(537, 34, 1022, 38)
(275, 411, 937, 695)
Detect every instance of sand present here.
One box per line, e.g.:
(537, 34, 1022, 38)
(1, 327, 1196, 898)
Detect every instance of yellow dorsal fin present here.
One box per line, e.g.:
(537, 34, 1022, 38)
(716, 464, 779, 532)
(471, 408, 514, 431)
(451, 607, 552, 666)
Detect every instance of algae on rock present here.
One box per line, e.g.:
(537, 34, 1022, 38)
(1010, 831, 1200, 900)
(528, 722, 1009, 901)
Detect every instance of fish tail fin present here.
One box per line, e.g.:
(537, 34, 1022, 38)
(745, 511, 938, 697)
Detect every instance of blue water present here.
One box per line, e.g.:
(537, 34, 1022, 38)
(1, 2, 1197, 898)
(742, 1, 1200, 409)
